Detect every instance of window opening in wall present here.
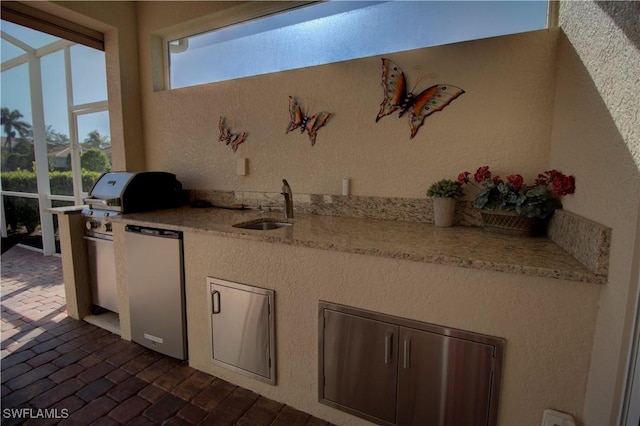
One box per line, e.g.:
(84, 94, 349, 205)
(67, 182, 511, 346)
(167, 0, 549, 89)
(1, 19, 109, 255)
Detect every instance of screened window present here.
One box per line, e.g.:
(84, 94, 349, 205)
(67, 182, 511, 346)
(168, 0, 549, 89)
(1, 18, 109, 254)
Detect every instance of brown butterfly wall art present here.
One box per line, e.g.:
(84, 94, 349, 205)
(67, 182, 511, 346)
(375, 58, 465, 139)
(286, 96, 331, 146)
(218, 116, 247, 152)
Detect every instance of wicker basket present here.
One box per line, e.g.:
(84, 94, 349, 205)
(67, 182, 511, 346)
(480, 210, 545, 237)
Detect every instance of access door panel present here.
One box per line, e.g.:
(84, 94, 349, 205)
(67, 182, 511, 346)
(322, 309, 398, 424)
(209, 278, 275, 384)
(397, 327, 495, 426)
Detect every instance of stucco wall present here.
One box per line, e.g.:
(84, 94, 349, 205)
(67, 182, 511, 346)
(183, 232, 600, 426)
(553, 2, 640, 425)
(136, 1, 557, 198)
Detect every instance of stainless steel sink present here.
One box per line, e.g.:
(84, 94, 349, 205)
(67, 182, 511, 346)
(233, 218, 292, 230)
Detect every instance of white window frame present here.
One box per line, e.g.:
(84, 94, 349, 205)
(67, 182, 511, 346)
(159, 0, 553, 91)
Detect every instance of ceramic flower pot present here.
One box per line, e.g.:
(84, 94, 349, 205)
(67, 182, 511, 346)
(433, 197, 457, 227)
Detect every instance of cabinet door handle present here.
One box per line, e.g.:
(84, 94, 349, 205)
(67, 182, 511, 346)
(211, 290, 221, 314)
(403, 337, 411, 369)
(385, 332, 393, 364)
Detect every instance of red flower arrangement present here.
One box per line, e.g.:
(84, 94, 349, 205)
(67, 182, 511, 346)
(534, 170, 576, 196)
(458, 166, 576, 219)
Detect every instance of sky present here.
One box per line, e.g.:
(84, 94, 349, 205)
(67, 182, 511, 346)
(1, 19, 110, 143)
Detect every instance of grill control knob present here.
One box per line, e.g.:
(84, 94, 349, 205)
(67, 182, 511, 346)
(101, 222, 112, 233)
(86, 220, 99, 230)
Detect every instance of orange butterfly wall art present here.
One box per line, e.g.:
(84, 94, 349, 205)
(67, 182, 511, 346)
(218, 116, 247, 153)
(375, 58, 465, 139)
(286, 96, 331, 146)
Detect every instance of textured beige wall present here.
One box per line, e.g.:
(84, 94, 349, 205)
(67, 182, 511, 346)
(183, 232, 600, 425)
(136, 1, 557, 198)
(553, 2, 640, 425)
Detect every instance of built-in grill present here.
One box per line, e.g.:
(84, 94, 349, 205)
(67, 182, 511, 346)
(83, 171, 185, 238)
(82, 172, 185, 314)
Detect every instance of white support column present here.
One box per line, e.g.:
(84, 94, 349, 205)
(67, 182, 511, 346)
(28, 52, 55, 256)
(64, 46, 83, 206)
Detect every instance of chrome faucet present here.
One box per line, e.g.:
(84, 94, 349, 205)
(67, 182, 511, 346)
(281, 179, 293, 219)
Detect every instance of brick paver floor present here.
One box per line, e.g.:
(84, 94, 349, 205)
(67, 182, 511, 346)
(1, 246, 330, 425)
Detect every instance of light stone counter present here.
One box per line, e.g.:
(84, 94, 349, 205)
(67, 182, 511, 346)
(111, 206, 604, 284)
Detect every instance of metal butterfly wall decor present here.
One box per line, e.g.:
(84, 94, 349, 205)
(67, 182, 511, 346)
(375, 58, 465, 139)
(218, 116, 247, 153)
(286, 96, 332, 146)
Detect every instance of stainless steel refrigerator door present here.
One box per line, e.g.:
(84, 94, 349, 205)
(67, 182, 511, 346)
(126, 229, 186, 360)
(322, 309, 399, 425)
(209, 278, 275, 384)
(85, 236, 119, 313)
(397, 327, 495, 426)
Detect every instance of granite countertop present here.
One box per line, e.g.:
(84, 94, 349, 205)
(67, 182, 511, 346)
(107, 206, 603, 284)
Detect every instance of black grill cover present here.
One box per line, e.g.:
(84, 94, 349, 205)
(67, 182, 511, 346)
(87, 171, 185, 213)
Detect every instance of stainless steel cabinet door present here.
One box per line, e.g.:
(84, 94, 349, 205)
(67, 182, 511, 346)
(210, 278, 275, 384)
(322, 309, 398, 425)
(397, 327, 495, 426)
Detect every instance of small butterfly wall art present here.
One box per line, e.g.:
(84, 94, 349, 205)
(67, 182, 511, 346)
(218, 116, 247, 153)
(375, 58, 465, 139)
(286, 96, 332, 146)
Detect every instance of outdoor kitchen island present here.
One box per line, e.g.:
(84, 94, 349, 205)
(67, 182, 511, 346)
(115, 205, 605, 425)
(55, 204, 605, 426)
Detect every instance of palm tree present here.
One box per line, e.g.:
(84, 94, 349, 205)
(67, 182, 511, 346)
(82, 130, 110, 150)
(1, 108, 32, 153)
(46, 125, 70, 149)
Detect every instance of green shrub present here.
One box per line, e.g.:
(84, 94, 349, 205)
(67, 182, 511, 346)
(1, 170, 102, 193)
(1, 170, 37, 192)
(1, 170, 103, 234)
(3, 197, 39, 234)
(3, 152, 35, 171)
(81, 149, 111, 172)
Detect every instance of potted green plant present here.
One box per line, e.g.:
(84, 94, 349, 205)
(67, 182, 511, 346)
(427, 179, 463, 227)
(457, 166, 576, 236)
